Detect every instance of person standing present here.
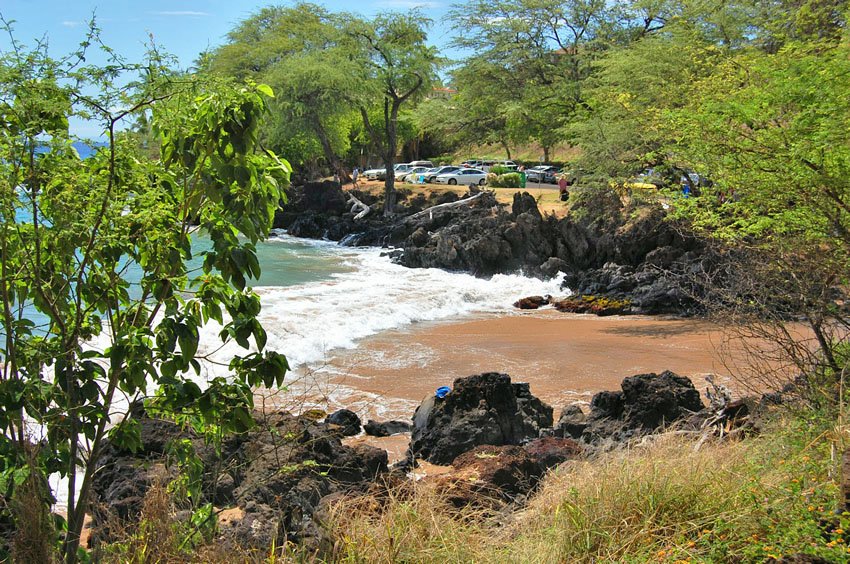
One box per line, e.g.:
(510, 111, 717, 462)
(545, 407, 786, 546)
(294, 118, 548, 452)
(352, 167, 360, 188)
(558, 175, 569, 201)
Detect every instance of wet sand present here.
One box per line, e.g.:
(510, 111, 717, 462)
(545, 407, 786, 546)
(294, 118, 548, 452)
(261, 310, 745, 422)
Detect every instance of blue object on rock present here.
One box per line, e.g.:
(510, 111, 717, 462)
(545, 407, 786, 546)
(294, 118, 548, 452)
(435, 386, 451, 399)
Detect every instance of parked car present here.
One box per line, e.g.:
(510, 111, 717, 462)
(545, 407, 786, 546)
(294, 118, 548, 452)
(363, 167, 384, 180)
(399, 166, 431, 183)
(526, 165, 560, 184)
(365, 163, 413, 181)
(424, 165, 460, 182)
(434, 168, 487, 186)
(408, 160, 434, 168)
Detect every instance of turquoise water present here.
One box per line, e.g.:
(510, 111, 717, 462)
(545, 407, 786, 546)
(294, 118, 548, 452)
(11, 201, 349, 290)
(253, 235, 354, 286)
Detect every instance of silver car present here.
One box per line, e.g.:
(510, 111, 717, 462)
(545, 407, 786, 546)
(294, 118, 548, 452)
(434, 168, 487, 185)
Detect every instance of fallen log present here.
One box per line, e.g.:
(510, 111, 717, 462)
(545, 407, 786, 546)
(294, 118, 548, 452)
(347, 193, 371, 221)
(406, 191, 488, 222)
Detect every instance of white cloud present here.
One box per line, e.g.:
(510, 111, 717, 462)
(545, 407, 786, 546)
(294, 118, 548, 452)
(62, 20, 85, 28)
(149, 11, 211, 17)
(374, 0, 441, 9)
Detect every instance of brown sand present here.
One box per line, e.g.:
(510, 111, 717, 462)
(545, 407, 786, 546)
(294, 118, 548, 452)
(261, 310, 748, 425)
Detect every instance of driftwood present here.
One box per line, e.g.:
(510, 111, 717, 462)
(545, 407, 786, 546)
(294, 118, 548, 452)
(406, 191, 488, 222)
(347, 193, 371, 221)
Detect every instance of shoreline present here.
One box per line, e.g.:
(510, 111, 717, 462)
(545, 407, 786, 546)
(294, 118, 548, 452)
(260, 308, 746, 422)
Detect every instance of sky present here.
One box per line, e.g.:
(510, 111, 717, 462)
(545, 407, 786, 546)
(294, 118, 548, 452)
(0, 0, 455, 69)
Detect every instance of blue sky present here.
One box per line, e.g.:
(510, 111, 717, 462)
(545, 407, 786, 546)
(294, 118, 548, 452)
(0, 0, 455, 69)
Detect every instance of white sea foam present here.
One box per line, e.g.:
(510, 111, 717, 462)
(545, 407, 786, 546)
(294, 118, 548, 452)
(193, 237, 565, 378)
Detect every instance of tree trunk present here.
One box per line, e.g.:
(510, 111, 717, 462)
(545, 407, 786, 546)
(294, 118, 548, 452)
(500, 139, 512, 160)
(543, 145, 550, 163)
(309, 112, 346, 180)
(383, 98, 400, 217)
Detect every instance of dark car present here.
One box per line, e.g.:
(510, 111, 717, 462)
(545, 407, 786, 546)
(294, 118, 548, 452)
(525, 165, 560, 184)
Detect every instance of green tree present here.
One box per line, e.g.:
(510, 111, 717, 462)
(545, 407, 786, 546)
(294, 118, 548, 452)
(346, 12, 440, 215)
(209, 4, 368, 178)
(0, 27, 290, 563)
(448, 0, 609, 161)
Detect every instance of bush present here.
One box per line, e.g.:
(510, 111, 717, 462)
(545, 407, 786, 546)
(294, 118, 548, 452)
(489, 165, 512, 175)
(487, 172, 522, 188)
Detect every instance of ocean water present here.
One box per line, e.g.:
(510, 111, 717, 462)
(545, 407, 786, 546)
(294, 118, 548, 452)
(196, 233, 565, 376)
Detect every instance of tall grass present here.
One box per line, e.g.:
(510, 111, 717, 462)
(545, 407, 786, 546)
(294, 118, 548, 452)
(324, 410, 850, 563)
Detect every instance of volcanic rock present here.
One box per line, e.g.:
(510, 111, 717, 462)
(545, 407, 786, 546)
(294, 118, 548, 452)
(582, 371, 705, 443)
(522, 437, 583, 469)
(451, 445, 544, 497)
(408, 373, 553, 465)
(326, 409, 362, 437)
(554, 405, 588, 439)
(363, 419, 412, 437)
(513, 295, 550, 310)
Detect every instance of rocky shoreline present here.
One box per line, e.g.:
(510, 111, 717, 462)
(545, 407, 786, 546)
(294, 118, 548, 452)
(274, 181, 709, 315)
(88, 371, 775, 555)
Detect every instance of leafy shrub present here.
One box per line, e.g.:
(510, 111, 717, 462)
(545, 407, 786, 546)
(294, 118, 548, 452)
(487, 172, 521, 188)
(489, 165, 512, 175)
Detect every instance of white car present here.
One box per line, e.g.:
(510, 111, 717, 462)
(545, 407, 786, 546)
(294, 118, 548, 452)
(364, 167, 384, 180)
(434, 168, 487, 186)
(364, 163, 412, 181)
(399, 166, 431, 183)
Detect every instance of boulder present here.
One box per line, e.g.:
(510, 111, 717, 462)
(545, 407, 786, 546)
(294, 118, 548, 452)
(408, 373, 553, 465)
(326, 409, 362, 437)
(554, 404, 587, 439)
(513, 295, 550, 310)
(451, 445, 544, 497)
(523, 437, 583, 469)
(582, 371, 705, 443)
(363, 419, 412, 437)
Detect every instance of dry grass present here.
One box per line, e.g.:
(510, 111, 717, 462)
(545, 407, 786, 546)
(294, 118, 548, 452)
(10, 464, 57, 564)
(325, 480, 496, 564)
(504, 435, 755, 562)
(323, 412, 848, 563)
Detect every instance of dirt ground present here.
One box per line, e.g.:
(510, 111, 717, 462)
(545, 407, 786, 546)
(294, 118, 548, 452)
(351, 178, 569, 217)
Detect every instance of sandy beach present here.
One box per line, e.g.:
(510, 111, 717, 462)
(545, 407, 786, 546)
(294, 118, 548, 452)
(261, 309, 748, 423)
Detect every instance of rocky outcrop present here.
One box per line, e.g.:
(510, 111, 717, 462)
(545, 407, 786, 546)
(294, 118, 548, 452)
(581, 371, 705, 444)
(90, 410, 388, 550)
(277, 181, 707, 315)
(551, 295, 631, 316)
(326, 409, 362, 437)
(222, 412, 386, 548)
(408, 373, 553, 465)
